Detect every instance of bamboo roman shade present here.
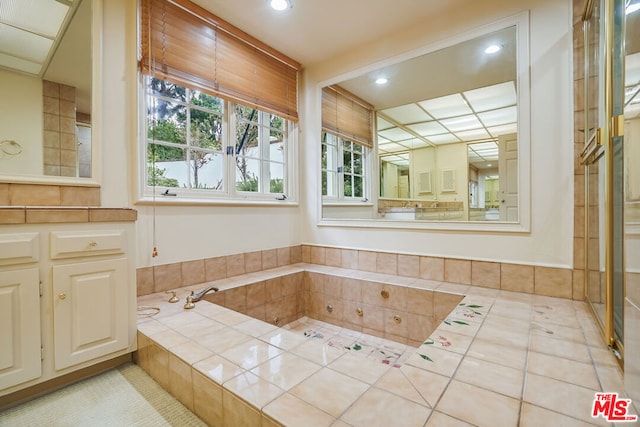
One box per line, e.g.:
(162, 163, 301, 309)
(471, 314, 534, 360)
(140, 0, 301, 121)
(322, 85, 374, 148)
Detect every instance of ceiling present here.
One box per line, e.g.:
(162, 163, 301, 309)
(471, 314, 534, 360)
(191, 0, 518, 172)
(0, 0, 76, 75)
(377, 81, 516, 167)
(0, 0, 91, 113)
(191, 0, 468, 66)
(337, 25, 517, 170)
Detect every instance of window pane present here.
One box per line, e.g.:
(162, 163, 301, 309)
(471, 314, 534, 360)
(148, 99, 187, 145)
(237, 121, 259, 152)
(353, 143, 363, 154)
(190, 90, 223, 113)
(353, 176, 363, 197)
(268, 161, 284, 193)
(148, 78, 186, 102)
(190, 108, 222, 150)
(270, 134, 284, 163)
(148, 143, 186, 187)
(321, 144, 328, 169)
(189, 151, 224, 190)
(344, 176, 353, 197)
(343, 151, 352, 173)
(322, 171, 328, 196)
(324, 171, 338, 197)
(236, 157, 260, 192)
(236, 104, 257, 121)
(353, 153, 362, 174)
(270, 114, 284, 131)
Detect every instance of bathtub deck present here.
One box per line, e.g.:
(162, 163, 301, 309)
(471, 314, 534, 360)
(135, 263, 633, 426)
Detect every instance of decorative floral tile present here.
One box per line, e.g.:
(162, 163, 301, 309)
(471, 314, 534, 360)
(290, 318, 415, 368)
(452, 303, 486, 320)
(439, 305, 484, 332)
(326, 335, 358, 351)
(531, 303, 580, 328)
(406, 346, 463, 377)
(422, 331, 473, 355)
(530, 322, 555, 336)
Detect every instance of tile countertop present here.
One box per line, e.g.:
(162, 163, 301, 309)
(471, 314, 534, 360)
(136, 264, 634, 426)
(0, 207, 137, 224)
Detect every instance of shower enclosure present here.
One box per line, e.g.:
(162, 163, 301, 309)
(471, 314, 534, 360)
(582, 0, 640, 365)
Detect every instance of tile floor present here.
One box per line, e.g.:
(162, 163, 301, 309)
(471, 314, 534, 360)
(136, 264, 638, 426)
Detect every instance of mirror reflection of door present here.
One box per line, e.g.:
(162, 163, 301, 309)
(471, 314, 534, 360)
(467, 138, 517, 221)
(498, 133, 518, 221)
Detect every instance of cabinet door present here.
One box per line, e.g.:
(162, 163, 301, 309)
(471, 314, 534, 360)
(0, 268, 41, 390)
(52, 258, 128, 370)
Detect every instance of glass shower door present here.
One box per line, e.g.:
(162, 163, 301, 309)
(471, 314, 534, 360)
(582, 0, 628, 356)
(610, 0, 626, 353)
(583, 0, 608, 339)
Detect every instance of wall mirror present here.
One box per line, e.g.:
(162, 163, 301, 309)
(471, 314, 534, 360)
(321, 18, 530, 226)
(0, 0, 97, 183)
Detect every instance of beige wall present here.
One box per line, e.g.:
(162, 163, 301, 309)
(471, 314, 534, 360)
(98, 0, 302, 268)
(0, 69, 43, 176)
(301, 0, 575, 269)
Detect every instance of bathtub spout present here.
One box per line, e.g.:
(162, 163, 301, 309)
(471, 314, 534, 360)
(184, 285, 219, 309)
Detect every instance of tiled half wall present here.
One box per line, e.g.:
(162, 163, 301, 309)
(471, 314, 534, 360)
(137, 244, 579, 300)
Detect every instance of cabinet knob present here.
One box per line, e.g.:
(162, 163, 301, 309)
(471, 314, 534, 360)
(58, 293, 67, 300)
(89, 240, 97, 247)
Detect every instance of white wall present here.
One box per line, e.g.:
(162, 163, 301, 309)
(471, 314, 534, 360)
(0, 69, 43, 175)
(434, 143, 468, 216)
(300, 0, 574, 268)
(410, 146, 436, 200)
(99, 0, 301, 268)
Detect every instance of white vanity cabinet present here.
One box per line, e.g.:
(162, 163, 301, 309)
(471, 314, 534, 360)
(0, 220, 136, 399)
(0, 233, 42, 392)
(50, 230, 130, 370)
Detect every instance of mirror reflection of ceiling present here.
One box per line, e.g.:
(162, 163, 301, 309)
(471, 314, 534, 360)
(377, 81, 516, 157)
(0, 0, 91, 113)
(336, 26, 516, 167)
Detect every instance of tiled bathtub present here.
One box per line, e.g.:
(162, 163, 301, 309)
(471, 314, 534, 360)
(202, 270, 462, 347)
(135, 263, 629, 426)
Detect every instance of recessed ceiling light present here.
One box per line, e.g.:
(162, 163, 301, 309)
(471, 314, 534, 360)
(487, 163, 492, 167)
(270, 0, 292, 11)
(375, 77, 389, 85)
(484, 44, 501, 54)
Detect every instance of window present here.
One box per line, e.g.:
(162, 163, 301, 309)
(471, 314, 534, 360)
(322, 131, 368, 201)
(320, 85, 373, 203)
(143, 76, 294, 200)
(235, 105, 286, 194)
(138, 0, 300, 203)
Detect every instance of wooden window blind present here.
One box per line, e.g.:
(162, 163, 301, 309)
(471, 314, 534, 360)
(140, 0, 301, 121)
(322, 85, 374, 148)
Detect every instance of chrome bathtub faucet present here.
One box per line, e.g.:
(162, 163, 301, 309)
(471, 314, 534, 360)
(183, 285, 219, 309)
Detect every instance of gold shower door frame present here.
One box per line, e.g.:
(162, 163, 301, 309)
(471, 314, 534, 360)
(581, 0, 625, 361)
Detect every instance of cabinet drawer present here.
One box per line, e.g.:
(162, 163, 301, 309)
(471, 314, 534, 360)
(0, 233, 39, 266)
(50, 230, 126, 259)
